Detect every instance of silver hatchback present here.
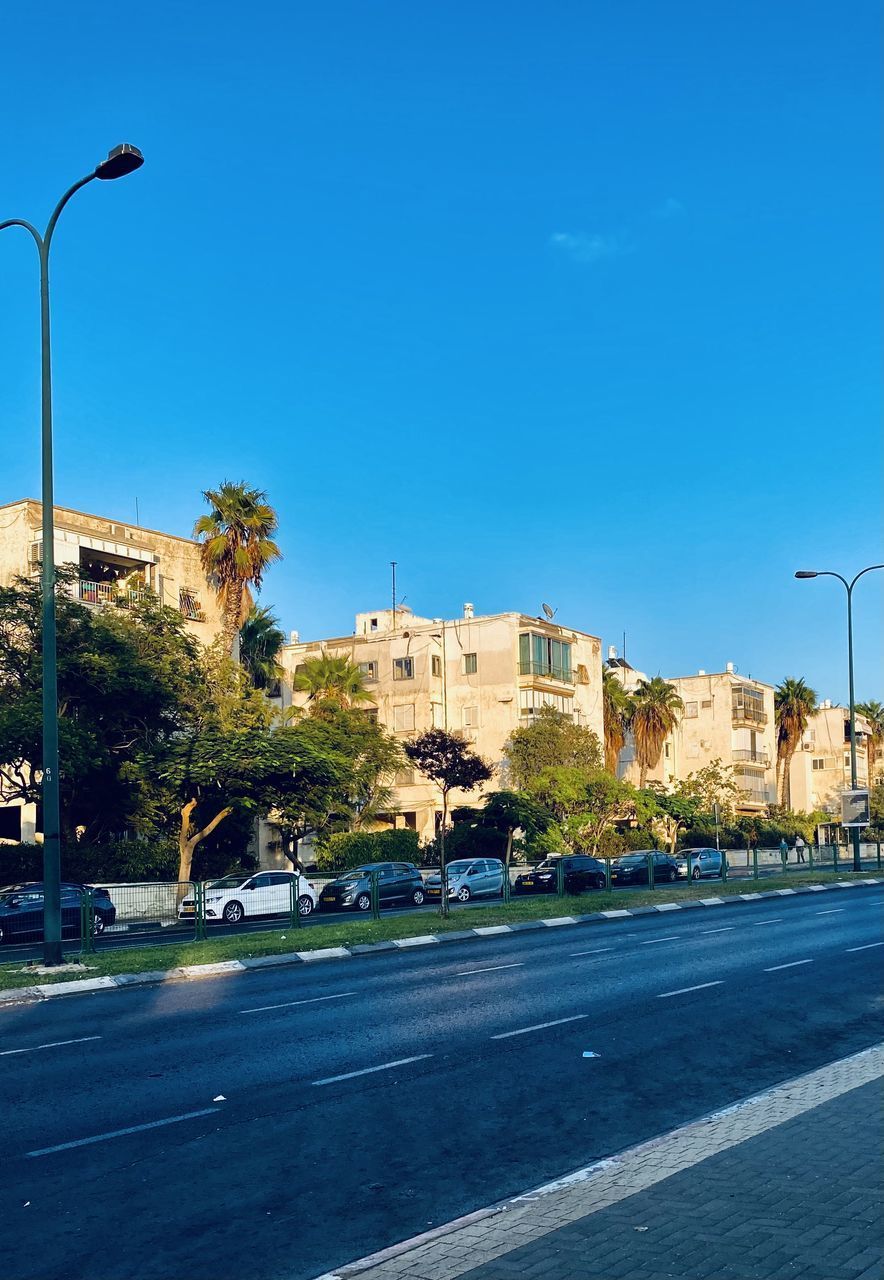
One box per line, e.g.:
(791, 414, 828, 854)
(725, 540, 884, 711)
(677, 848, 724, 880)
(424, 858, 505, 903)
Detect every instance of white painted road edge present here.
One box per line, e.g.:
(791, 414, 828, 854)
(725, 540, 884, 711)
(1, 878, 880, 1007)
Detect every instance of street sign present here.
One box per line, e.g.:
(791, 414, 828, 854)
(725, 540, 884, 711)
(841, 789, 870, 827)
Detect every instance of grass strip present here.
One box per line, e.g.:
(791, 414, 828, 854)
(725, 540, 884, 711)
(1, 868, 882, 991)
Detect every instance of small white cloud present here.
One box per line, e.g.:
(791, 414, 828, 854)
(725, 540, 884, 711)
(549, 231, 630, 265)
(653, 197, 685, 220)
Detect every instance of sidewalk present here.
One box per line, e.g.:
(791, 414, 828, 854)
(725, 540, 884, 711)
(320, 1044, 884, 1280)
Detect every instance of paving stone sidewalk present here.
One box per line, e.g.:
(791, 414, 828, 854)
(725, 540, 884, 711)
(320, 1044, 883, 1280)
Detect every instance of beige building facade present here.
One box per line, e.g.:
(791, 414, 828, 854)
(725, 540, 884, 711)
(788, 702, 873, 815)
(619, 665, 777, 814)
(278, 603, 605, 843)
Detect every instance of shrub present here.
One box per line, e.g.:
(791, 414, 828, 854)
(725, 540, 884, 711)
(596, 826, 660, 859)
(419, 824, 508, 867)
(315, 828, 420, 872)
(0, 840, 181, 884)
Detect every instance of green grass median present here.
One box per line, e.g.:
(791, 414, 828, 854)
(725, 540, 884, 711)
(2, 869, 882, 992)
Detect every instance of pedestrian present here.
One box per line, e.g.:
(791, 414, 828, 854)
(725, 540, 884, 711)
(779, 837, 789, 866)
(794, 834, 806, 863)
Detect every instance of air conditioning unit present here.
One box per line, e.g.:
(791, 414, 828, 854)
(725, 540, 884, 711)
(28, 543, 42, 565)
(802, 742, 813, 750)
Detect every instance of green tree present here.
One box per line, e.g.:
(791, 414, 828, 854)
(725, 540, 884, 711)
(630, 677, 684, 787)
(293, 651, 372, 711)
(294, 704, 402, 831)
(239, 604, 285, 690)
(452, 790, 554, 868)
(602, 667, 632, 774)
(194, 481, 282, 654)
(571, 773, 658, 855)
(857, 700, 884, 782)
(774, 677, 817, 807)
(504, 705, 602, 790)
(404, 729, 492, 904)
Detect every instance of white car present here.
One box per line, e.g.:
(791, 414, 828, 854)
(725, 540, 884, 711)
(178, 871, 318, 924)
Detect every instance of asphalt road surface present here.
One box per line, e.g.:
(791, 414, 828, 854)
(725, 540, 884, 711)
(1, 886, 882, 1280)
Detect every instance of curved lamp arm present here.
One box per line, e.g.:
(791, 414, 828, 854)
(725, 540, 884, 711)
(0, 217, 44, 250)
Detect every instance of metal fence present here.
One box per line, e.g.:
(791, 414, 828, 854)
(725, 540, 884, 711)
(0, 843, 880, 962)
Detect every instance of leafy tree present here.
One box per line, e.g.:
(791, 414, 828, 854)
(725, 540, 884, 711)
(293, 704, 402, 830)
(404, 729, 492, 906)
(239, 604, 285, 690)
(571, 772, 658, 856)
(293, 651, 372, 711)
(857, 700, 884, 781)
(504, 706, 602, 790)
(602, 667, 632, 774)
(450, 790, 553, 867)
(630, 677, 684, 787)
(774, 677, 817, 807)
(194, 481, 281, 654)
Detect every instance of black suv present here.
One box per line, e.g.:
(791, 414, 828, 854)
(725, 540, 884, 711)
(318, 863, 426, 912)
(514, 855, 607, 896)
(0, 882, 116, 944)
(611, 851, 680, 885)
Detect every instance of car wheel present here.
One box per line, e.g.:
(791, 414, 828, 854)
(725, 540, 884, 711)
(456, 886, 471, 902)
(412, 888, 425, 906)
(596, 875, 606, 890)
(297, 895, 314, 917)
(92, 913, 105, 936)
(356, 892, 372, 912)
(691, 867, 702, 881)
(223, 900, 245, 924)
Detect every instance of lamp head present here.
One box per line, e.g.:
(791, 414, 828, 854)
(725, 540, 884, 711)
(95, 144, 144, 181)
(794, 571, 818, 579)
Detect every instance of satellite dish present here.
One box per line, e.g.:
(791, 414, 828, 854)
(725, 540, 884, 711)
(542, 602, 556, 621)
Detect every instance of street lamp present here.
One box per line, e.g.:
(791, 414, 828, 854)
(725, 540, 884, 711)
(1, 144, 144, 965)
(794, 565, 884, 872)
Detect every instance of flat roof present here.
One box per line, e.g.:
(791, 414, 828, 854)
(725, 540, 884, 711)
(0, 497, 201, 548)
(284, 610, 601, 648)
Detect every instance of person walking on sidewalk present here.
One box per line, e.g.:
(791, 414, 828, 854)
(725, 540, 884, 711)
(795, 835, 806, 863)
(779, 837, 789, 866)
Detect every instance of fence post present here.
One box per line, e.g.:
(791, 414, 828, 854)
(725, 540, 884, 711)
(780, 844, 788, 875)
(647, 853, 655, 891)
(80, 887, 96, 956)
(808, 843, 814, 872)
(877, 840, 881, 871)
(556, 859, 565, 897)
(502, 861, 511, 904)
(289, 872, 301, 930)
(605, 857, 612, 892)
(833, 842, 838, 874)
(721, 850, 728, 884)
(194, 881, 206, 942)
(752, 847, 758, 880)
(370, 868, 381, 920)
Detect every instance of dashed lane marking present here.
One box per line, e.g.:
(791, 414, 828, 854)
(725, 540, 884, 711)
(0, 1035, 101, 1058)
(27, 1108, 219, 1157)
(764, 959, 813, 972)
(457, 963, 524, 976)
(491, 1014, 587, 1040)
(658, 981, 723, 999)
(312, 1055, 432, 1086)
(240, 992, 355, 1014)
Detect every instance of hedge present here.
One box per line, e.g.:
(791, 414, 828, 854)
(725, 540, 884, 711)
(314, 828, 420, 872)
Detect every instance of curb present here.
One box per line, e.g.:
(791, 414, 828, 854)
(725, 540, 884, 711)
(1, 878, 881, 1007)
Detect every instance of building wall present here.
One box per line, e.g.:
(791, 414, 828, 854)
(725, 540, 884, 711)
(278, 607, 605, 844)
(0, 499, 224, 645)
(788, 705, 872, 815)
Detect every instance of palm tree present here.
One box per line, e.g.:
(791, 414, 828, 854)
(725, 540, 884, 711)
(294, 652, 372, 711)
(194, 482, 281, 654)
(774, 677, 818, 807)
(602, 667, 632, 774)
(857, 699, 884, 781)
(630, 676, 684, 787)
(239, 605, 285, 690)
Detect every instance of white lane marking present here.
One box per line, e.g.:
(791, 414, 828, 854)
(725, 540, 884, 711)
(846, 942, 884, 953)
(815, 909, 844, 916)
(700, 927, 734, 935)
(27, 1108, 219, 1158)
(491, 1014, 587, 1040)
(240, 992, 355, 1015)
(457, 963, 524, 976)
(764, 960, 813, 972)
(752, 918, 782, 926)
(0, 1036, 101, 1058)
(658, 981, 723, 999)
(570, 947, 613, 956)
(639, 935, 679, 946)
(312, 1055, 432, 1086)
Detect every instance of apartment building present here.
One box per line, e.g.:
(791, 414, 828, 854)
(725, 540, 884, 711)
(619, 665, 777, 814)
(0, 498, 223, 644)
(278, 603, 605, 842)
(788, 701, 873, 815)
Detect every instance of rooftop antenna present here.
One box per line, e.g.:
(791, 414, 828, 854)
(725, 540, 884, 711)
(391, 561, 397, 630)
(623, 630, 627, 663)
(542, 602, 557, 621)
(135, 496, 140, 527)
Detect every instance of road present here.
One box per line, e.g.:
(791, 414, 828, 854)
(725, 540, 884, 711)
(0, 886, 881, 1280)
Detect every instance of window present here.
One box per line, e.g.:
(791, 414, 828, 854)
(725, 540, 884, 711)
(431, 655, 442, 678)
(363, 707, 379, 723)
(393, 704, 415, 732)
(431, 702, 444, 728)
(701, 700, 712, 709)
(519, 689, 572, 717)
(812, 758, 825, 771)
(463, 706, 478, 729)
(358, 661, 378, 681)
(370, 617, 379, 632)
(393, 657, 414, 680)
(179, 588, 204, 621)
(518, 632, 573, 682)
(664, 742, 671, 758)
(463, 652, 477, 675)
(394, 768, 415, 786)
(684, 702, 698, 718)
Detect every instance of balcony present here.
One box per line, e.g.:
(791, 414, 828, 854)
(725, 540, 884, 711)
(78, 580, 148, 609)
(736, 787, 769, 808)
(732, 707, 768, 727)
(732, 748, 770, 766)
(518, 660, 575, 685)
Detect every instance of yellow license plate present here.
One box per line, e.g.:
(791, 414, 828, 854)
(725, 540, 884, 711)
(181, 906, 194, 914)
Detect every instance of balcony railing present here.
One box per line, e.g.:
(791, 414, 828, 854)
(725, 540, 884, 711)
(78, 580, 148, 609)
(732, 707, 768, 726)
(732, 749, 770, 765)
(736, 787, 769, 806)
(518, 660, 575, 684)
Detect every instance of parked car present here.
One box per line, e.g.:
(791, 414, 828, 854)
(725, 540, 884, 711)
(424, 858, 505, 902)
(177, 871, 317, 924)
(611, 852, 680, 885)
(677, 848, 724, 880)
(318, 863, 425, 912)
(514, 855, 607, 895)
(0, 881, 116, 944)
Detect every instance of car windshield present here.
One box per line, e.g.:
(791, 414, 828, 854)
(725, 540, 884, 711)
(534, 862, 558, 871)
(445, 862, 474, 875)
(338, 869, 373, 882)
(208, 876, 246, 889)
(619, 855, 650, 864)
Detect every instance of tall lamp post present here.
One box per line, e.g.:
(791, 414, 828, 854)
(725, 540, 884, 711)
(795, 565, 884, 872)
(1, 144, 144, 965)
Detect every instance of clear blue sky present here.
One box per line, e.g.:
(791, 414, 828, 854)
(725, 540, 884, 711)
(1, 1, 881, 703)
